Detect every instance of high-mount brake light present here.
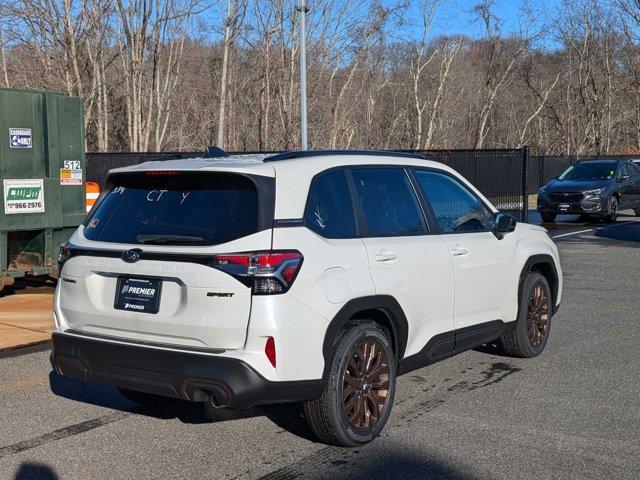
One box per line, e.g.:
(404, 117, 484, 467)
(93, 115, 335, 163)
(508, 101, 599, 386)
(211, 251, 303, 295)
(145, 171, 180, 176)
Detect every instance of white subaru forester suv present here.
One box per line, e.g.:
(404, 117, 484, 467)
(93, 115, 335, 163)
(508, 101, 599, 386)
(52, 150, 562, 446)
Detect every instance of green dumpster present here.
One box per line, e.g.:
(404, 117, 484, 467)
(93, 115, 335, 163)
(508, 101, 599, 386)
(0, 88, 85, 291)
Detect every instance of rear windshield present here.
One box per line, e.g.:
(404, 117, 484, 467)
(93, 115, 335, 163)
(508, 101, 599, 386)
(83, 172, 259, 246)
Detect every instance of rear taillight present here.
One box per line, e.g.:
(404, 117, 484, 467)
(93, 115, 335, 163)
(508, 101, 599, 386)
(211, 251, 303, 295)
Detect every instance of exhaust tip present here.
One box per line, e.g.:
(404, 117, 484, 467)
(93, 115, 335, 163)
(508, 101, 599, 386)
(181, 379, 232, 407)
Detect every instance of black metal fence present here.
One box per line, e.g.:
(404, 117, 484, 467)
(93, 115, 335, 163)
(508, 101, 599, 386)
(421, 148, 529, 222)
(86, 147, 530, 222)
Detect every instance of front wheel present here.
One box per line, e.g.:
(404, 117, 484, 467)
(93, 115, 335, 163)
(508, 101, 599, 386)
(500, 272, 552, 358)
(304, 322, 396, 447)
(540, 212, 556, 223)
(605, 197, 619, 223)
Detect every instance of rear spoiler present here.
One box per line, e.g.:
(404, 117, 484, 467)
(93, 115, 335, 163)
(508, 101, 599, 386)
(154, 146, 230, 162)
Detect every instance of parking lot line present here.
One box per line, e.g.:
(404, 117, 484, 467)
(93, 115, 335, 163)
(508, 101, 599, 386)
(552, 221, 636, 239)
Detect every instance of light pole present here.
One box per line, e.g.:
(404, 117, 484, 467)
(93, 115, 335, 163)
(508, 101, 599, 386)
(298, 0, 309, 150)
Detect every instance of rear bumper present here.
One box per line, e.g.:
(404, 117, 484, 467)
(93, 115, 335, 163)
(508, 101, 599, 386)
(50, 331, 324, 408)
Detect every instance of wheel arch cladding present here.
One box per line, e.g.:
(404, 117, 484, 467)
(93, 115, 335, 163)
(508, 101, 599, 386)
(321, 296, 408, 379)
(520, 254, 559, 312)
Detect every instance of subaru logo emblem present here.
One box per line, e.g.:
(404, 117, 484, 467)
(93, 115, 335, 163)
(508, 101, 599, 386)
(121, 249, 142, 263)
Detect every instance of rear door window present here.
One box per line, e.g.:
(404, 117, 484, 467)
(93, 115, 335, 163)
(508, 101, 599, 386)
(350, 168, 427, 237)
(84, 172, 261, 246)
(304, 169, 357, 238)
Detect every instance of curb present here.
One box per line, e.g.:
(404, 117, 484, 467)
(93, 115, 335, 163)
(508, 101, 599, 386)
(0, 339, 52, 360)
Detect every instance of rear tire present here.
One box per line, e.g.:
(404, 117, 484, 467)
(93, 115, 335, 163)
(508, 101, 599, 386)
(500, 272, 552, 358)
(119, 388, 177, 407)
(304, 322, 396, 447)
(541, 212, 556, 223)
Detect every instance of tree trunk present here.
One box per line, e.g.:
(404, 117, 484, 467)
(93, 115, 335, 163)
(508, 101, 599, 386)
(217, 0, 236, 149)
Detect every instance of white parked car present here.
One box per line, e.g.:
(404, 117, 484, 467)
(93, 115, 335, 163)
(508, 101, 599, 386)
(52, 150, 562, 446)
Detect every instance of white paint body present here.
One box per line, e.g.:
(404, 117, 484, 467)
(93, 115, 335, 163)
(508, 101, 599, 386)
(54, 154, 563, 382)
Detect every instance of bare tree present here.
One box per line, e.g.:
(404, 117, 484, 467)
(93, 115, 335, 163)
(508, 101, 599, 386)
(557, 0, 619, 154)
(472, 0, 530, 148)
(409, 0, 438, 149)
(115, 0, 207, 151)
(424, 37, 461, 149)
(0, 20, 9, 87)
(616, 0, 640, 150)
(328, 4, 393, 149)
(518, 71, 560, 148)
(217, 0, 244, 148)
(0, 0, 638, 155)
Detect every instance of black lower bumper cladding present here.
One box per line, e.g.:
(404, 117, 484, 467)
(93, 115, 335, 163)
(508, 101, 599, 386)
(537, 196, 607, 215)
(50, 332, 323, 408)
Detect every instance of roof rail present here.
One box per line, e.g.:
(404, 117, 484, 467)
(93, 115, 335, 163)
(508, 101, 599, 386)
(153, 153, 194, 162)
(264, 149, 427, 162)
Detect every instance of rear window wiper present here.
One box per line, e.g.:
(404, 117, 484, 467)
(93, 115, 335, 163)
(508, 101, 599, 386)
(136, 234, 205, 245)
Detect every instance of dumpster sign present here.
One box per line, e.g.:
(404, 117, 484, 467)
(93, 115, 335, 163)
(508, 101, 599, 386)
(3, 179, 45, 214)
(60, 160, 83, 185)
(9, 128, 32, 148)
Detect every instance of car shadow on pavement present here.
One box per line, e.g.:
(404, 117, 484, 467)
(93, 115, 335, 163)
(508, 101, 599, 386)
(258, 448, 482, 480)
(204, 401, 318, 441)
(49, 371, 187, 420)
(12, 462, 59, 480)
(593, 221, 640, 242)
(49, 371, 317, 440)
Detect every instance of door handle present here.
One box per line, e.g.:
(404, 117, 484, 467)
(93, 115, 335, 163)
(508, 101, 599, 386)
(374, 251, 398, 262)
(450, 246, 469, 256)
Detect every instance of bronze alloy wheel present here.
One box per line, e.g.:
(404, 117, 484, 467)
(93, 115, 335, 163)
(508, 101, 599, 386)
(527, 284, 550, 346)
(341, 338, 390, 431)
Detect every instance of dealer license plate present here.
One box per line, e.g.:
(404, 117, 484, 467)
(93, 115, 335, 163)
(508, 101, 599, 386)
(114, 277, 162, 314)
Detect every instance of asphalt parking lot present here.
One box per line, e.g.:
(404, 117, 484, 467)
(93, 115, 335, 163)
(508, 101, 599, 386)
(0, 215, 639, 480)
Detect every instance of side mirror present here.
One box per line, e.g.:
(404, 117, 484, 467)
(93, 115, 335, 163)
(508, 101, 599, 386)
(493, 213, 517, 239)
